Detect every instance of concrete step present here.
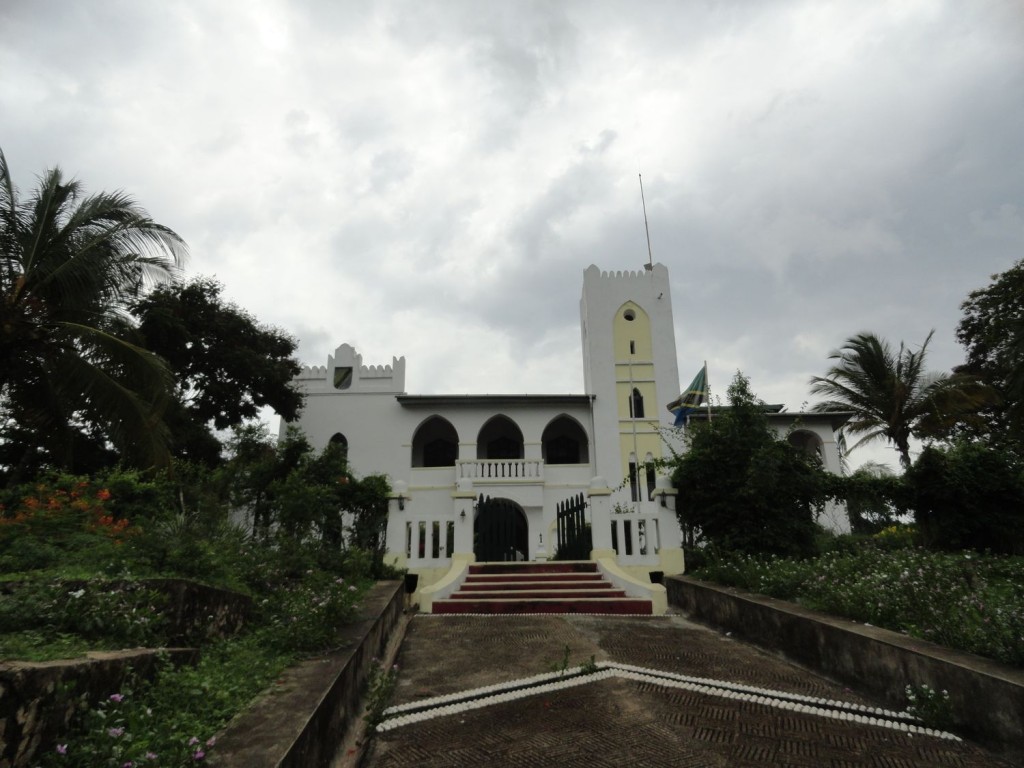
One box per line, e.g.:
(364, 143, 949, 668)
(463, 573, 604, 584)
(432, 597, 653, 615)
(434, 560, 653, 615)
(468, 561, 597, 575)
(460, 580, 615, 592)
(449, 588, 628, 600)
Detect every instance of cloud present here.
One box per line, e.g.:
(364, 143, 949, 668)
(3, 0, 1023, 472)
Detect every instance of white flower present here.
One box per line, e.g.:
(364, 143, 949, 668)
(69, 589, 86, 599)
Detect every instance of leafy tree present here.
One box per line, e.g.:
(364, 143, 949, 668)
(131, 277, 303, 465)
(670, 372, 828, 558)
(220, 425, 390, 568)
(809, 331, 988, 469)
(0, 149, 185, 483)
(956, 259, 1024, 451)
(839, 462, 904, 535)
(905, 442, 1024, 554)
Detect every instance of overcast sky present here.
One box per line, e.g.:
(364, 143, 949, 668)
(3, 0, 1023, 470)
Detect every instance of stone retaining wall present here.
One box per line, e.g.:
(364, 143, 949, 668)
(209, 580, 404, 768)
(666, 575, 1024, 761)
(0, 648, 198, 768)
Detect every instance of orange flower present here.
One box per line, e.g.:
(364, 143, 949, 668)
(96, 489, 112, 501)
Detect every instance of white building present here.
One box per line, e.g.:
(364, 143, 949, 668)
(286, 263, 847, 612)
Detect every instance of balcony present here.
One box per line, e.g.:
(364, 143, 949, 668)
(456, 459, 544, 483)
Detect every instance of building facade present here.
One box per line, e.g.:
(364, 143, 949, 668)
(285, 263, 847, 611)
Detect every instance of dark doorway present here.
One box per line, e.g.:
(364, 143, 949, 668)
(474, 495, 528, 562)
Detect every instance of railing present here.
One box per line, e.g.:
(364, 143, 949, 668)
(610, 510, 661, 566)
(404, 517, 455, 567)
(456, 459, 544, 482)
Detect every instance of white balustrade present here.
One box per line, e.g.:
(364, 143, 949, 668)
(456, 459, 544, 482)
(404, 517, 455, 566)
(610, 510, 662, 565)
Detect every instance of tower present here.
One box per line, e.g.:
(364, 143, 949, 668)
(580, 263, 681, 499)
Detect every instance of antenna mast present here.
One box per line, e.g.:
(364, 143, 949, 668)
(639, 173, 654, 271)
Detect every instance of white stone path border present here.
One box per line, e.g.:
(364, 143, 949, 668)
(380, 657, 961, 742)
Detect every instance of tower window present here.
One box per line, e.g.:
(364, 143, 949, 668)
(623, 309, 636, 321)
(628, 388, 645, 419)
(629, 340, 636, 355)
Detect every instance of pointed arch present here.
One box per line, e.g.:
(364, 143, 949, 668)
(477, 415, 524, 460)
(541, 414, 589, 465)
(788, 429, 824, 461)
(328, 432, 348, 458)
(411, 416, 459, 467)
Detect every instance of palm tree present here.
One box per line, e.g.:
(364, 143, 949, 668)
(0, 149, 186, 479)
(809, 331, 986, 470)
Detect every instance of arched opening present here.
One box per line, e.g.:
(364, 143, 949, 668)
(628, 451, 639, 502)
(788, 429, 824, 461)
(474, 496, 529, 562)
(541, 415, 589, 465)
(328, 432, 348, 458)
(476, 415, 524, 460)
(628, 387, 645, 418)
(644, 451, 657, 501)
(411, 416, 459, 467)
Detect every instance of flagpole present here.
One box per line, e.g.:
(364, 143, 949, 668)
(639, 173, 654, 271)
(704, 360, 711, 422)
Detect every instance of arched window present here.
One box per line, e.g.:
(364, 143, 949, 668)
(788, 430, 824, 461)
(328, 432, 348, 457)
(628, 388, 645, 419)
(542, 415, 589, 465)
(645, 452, 656, 501)
(477, 416, 524, 460)
(412, 417, 459, 467)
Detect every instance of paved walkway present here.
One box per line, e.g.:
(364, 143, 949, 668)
(362, 612, 1014, 767)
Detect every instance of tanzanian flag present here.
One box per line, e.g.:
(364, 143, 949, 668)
(667, 365, 708, 427)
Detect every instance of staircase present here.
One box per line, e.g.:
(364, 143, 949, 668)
(431, 561, 653, 615)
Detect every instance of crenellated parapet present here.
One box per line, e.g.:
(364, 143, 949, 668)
(294, 343, 406, 393)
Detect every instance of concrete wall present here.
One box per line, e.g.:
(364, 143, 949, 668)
(209, 581, 403, 768)
(666, 575, 1024, 760)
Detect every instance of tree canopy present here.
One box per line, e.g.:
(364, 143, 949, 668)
(905, 441, 1024, 555)
(0, 149, 305, 483)
(670, 372, 829, 557)
(131, 277, 303, 465)
(809, 331, 987, 469)
(956, 258, 1024, 452)
(0, 149, 186, 482)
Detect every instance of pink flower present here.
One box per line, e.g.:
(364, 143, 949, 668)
(188, 736, 200, 746)
(193, 749, 205, 760)
(205, 736, 217, 747)
(109, 693, 125, 703)
(56, 744, 68, 755)
(108, 727, 125, 738)
(145, 752, 158, 760)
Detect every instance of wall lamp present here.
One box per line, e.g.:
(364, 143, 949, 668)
(460, 509, 466, 520)
(395, 494, 407, 511)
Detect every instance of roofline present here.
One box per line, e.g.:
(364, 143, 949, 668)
(685, 409, 855, 432)
(396, 394, 595, 407)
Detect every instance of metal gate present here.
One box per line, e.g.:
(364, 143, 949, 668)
(474, 495, 526, 562)
(555, 492, 592, 560)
